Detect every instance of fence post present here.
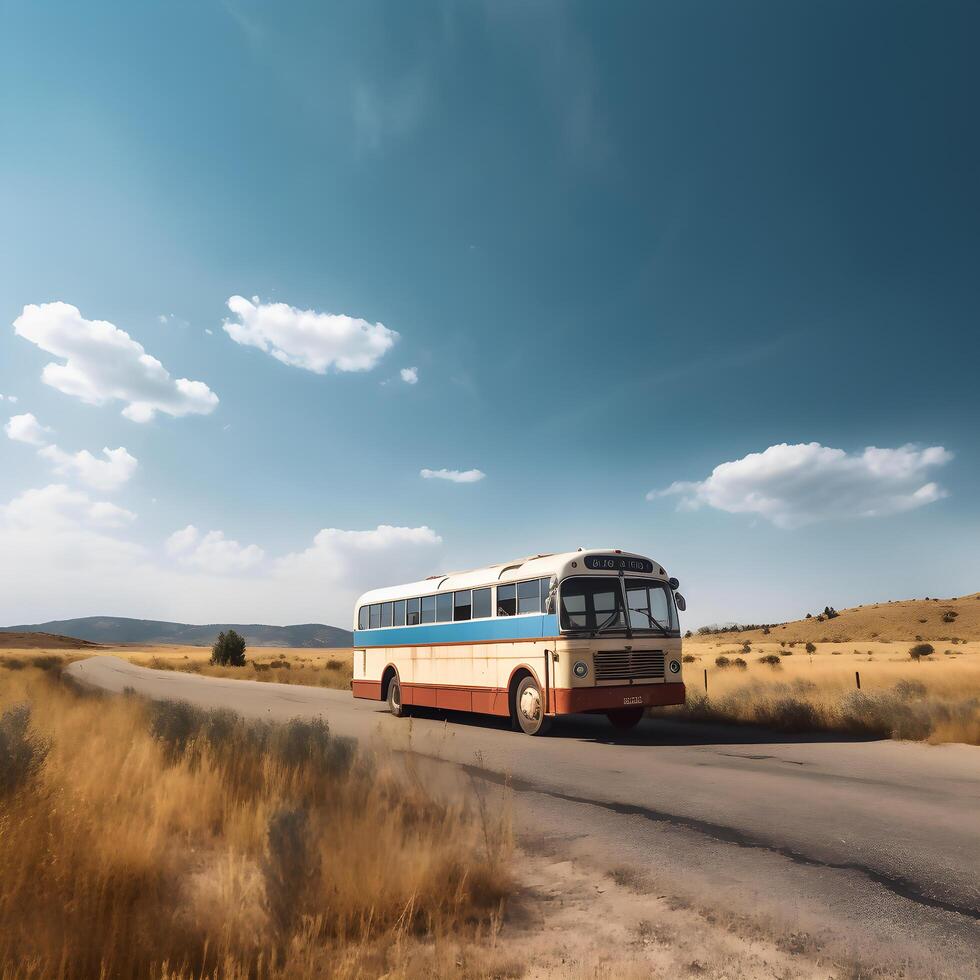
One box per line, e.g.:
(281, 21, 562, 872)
(704, 668, 708, 693)
(855, 670, 861, 690)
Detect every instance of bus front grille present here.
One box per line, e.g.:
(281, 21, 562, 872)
(594, 649, 665, 681)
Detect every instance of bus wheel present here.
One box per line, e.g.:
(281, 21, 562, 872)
(514, 675, 552, 736)
(606, 707, 644, 731)
(387, 677, 409, 718)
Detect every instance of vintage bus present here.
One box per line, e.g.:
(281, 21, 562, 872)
(351, 549, 687, 735)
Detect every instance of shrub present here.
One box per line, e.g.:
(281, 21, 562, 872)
(733, 657, 747, 669)
(805, 642, 816, 654)
(715, 656, 732, 668)
(831, 650, 842, 656)
(758, 654, 781, 667)
(909, 643, 935, 660)
(682, 654, 696, 663)
(894, 680, 926, 701)
(0, 704, 50, 796)
(684, 630, 692, 638)
(211, 629, 247, 667)
(942, 611, 958, 623)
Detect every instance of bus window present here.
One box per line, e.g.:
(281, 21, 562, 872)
(393, 600, 406, 627)
(540, 577, 554, 613)
(559, 579, 626, 631)
(436, 592, 453, 622)
(407, 597, 421, 625)
(454, 590, 472, 621)
(381, 602, 393, 628)
(518, 579, 541, 614)
(625, 578, 676, 633)
(497, 583, 516, 616)
(472, 587, 492, 619)
(358, 606, 368, 630)
(420, 595, 436, 624)
(369, 604, 382, 629)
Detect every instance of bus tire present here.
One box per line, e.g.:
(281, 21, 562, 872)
(387, 677, 409, 718)
(606, 707, 644, 731)
(513, 674, 552, 736)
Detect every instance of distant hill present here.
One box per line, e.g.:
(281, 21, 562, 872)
(727, 592, 980, 643)
(0, 631, 102, 650)
(0, 617, 353, 648)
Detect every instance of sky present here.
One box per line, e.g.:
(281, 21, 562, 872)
(1, 0, 978, 630)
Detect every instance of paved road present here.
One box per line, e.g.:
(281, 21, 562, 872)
(67, 656, 980, 977)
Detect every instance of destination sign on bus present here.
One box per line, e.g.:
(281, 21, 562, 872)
(584, 555, 655, 573)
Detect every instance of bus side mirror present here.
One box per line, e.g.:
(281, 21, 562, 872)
(674, 593, 687, 612)
(668, 577, 679, 590)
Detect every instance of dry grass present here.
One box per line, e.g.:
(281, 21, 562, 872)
(667, 639, 980, 743)
(124, 645, 355, 692)
(0, 658, 511, 979)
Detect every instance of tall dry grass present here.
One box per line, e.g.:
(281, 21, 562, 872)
(0, 657, 511, 978)
(131, 649, 354, 692)
(660, 646, 980, 743)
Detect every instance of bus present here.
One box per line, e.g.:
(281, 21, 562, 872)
(351, 549, 687, 735)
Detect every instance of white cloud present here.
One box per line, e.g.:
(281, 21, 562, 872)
(38, 445, 138, 492)
(651, 442, 953, 529)
(420, 468, 486, 484)
(14, 302, 219, 422)
(223, 295, 398, 374)
(5, 412, 52, 446)
(400, 366, 419, 384)
(4, 483, 135, 531)
(166, 524, 264, 573)
(0, 394, 19, 403)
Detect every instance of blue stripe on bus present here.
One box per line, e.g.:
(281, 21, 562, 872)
(354, 614, 559, 647)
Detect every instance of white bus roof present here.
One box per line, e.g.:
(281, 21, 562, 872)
(354, 548, 669, 607)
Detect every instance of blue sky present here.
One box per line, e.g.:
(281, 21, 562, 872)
(1, 1, 978, 628)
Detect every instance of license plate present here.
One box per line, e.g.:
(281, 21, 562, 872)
(623, 695, 643, 705)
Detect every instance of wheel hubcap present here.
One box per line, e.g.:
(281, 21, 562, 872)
(520, 686, 541, 722)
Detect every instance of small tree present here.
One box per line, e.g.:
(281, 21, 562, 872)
(211, 629, 247, 667)
(805, 641, 816, 654)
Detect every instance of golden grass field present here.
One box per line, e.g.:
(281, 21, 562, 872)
(0, 658, 511, 979)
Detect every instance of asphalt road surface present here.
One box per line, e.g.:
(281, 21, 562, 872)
(67, 656, 979, 977)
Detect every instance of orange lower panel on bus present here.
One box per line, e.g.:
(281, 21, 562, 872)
(353, 679, 686, 716)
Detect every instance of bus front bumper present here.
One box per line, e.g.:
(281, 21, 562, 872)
(552, 682, 686, 715)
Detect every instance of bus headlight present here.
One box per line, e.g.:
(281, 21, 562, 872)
(668, 660, 681, 674)
(573, 661, 589, 678)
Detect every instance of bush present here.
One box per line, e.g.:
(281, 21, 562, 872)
(942, 611, 958, 623)
(805, 642, 816, 654)
(682, 654, 696, 663)
(758, 654, 781, 667)
(715, 656, 731, 668)
(211, 629, 247, 667)
(0, 704, 50, 796)
(741, 641, 751, 653)
(733, 657, 747, 669)
(909, 643, 934, 660)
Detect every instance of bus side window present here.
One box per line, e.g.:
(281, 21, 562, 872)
(381, 602, 393, 628)
(436, 592, 453, 622)
(472, 587, 492, 619)
(517, 579, 541, 614)
(454, 590, 472, 621)
(540, 577, 554, 613)
(407, 597, 421, 625)
(358, 606, 368, 630)
(497, 583, 516, 616)
(393, 600, 406, 627)
(369, 604, 381, 629)
(420, 595, 436, 624)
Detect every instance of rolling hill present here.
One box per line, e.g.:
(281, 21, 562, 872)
(0, 617, 353, 648)
(730, 592, 980, 643)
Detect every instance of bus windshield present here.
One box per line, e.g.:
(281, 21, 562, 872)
(559, 578, 626, 632)
(624, 578, 677, 634)
(559, 577, 677, 634)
